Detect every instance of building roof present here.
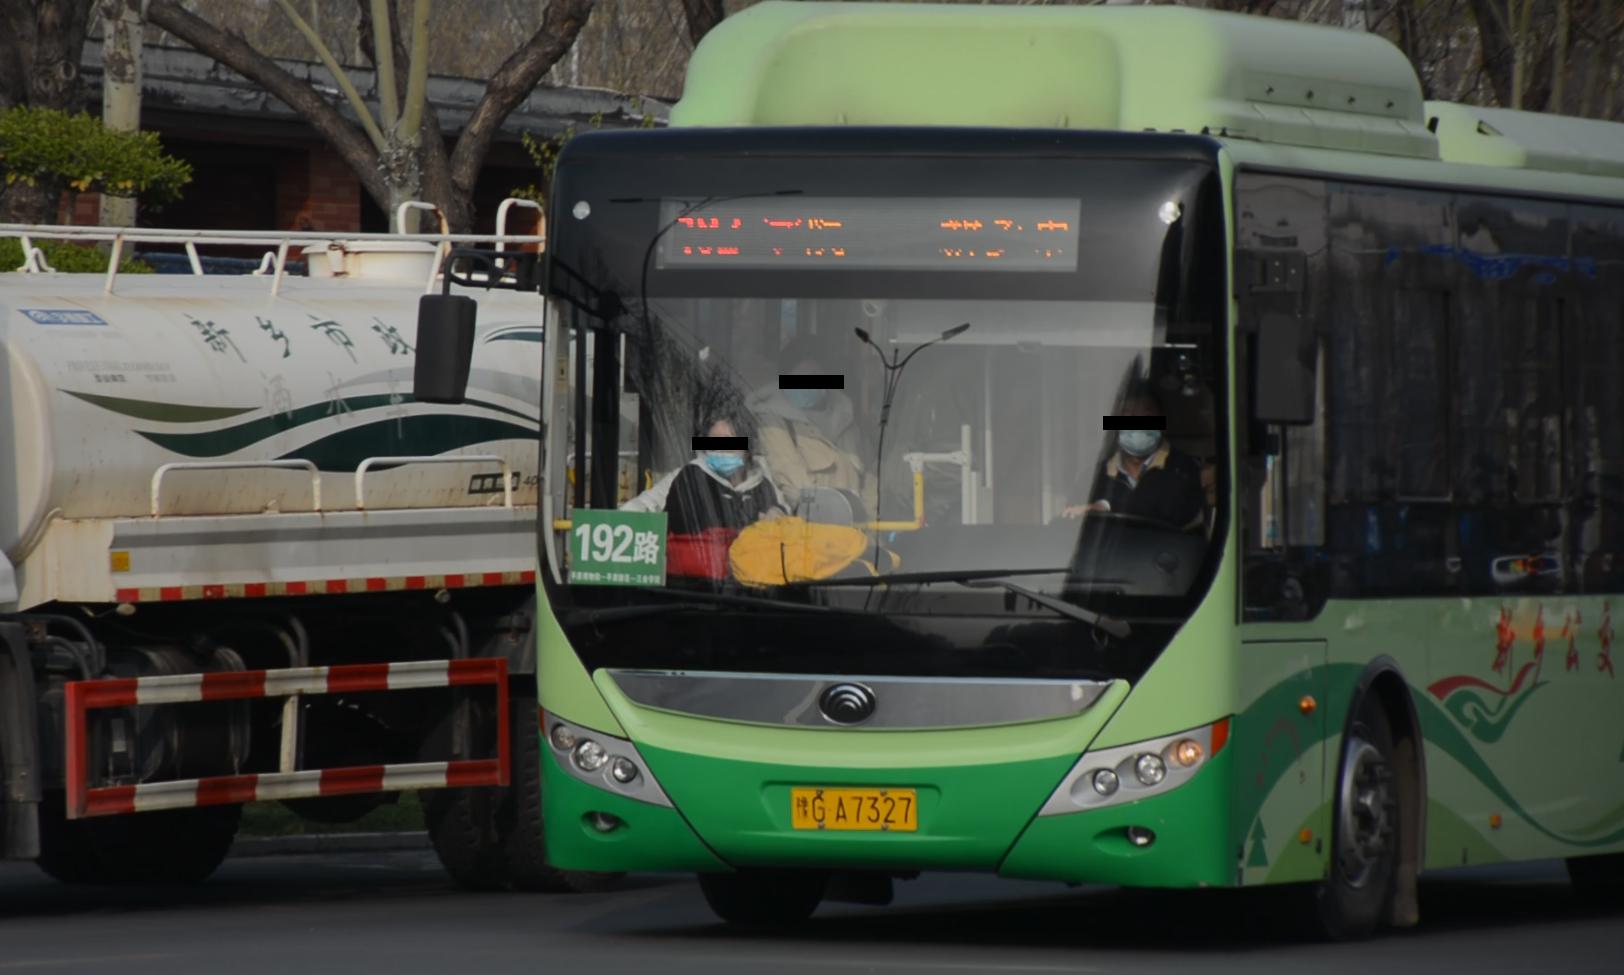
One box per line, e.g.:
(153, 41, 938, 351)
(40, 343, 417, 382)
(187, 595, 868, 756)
(80, 39, 668, 145)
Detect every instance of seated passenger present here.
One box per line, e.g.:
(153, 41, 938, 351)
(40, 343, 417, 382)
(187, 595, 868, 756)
(1062, 387, 1205, 529)
(624, 415, 785, 533)
(747, 343, 873, 514)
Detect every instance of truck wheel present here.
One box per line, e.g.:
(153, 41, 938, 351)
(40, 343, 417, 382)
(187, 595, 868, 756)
(423, 697, 507, 891)
(1566, 852, 1624, 905)
(1313, 696, 1400, 940)
(37, 799, 240, 885)
(502, 691, 622, 893)
(698, 870, 827, 926)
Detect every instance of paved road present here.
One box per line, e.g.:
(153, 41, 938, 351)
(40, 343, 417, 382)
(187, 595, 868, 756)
(1, 852, 1617, 974)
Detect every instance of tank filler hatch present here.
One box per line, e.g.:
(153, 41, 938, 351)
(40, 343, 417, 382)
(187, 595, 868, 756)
(671, 1, 1438, 161)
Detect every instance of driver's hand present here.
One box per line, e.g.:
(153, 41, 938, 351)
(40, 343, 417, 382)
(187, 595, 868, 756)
(1061, 503, 1107, 519)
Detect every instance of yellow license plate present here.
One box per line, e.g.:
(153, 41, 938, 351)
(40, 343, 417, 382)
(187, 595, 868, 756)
(790, 787, 918, 832)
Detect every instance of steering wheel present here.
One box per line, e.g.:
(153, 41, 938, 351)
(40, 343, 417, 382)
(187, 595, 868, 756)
(1080, 509, 1200, 534)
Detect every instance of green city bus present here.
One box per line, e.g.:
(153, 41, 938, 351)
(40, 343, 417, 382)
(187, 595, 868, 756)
(420, 2, 1624, 938)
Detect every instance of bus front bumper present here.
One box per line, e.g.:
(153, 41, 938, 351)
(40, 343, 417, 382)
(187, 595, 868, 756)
(540, 730, 1236, 888)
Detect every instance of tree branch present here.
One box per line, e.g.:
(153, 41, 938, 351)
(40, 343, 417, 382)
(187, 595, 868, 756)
(678, 0, 724, 47)
(368, 0, 399, 128)
(447, 0, 597, 196)
(272, 0, 387, 151)
(398, 0, 432, 140)
(147, 0, 388, 204)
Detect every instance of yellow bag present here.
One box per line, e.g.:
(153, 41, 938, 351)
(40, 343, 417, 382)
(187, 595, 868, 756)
(728, 517, 871, 586)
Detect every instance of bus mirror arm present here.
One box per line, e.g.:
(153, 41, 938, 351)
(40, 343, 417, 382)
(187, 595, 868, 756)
(1251, 312, 1315, 426)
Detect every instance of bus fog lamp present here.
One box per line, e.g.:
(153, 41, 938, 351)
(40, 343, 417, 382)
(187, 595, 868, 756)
(549, 723, 577, 751)
(1172, 738, 1203, 768)
(609, 756, 640, 784)
(588, 811, 622, 833)
(573, 739, 608, 772)
(1091, 768, 1120, 797)
(1126, 826, 1156, 848)
(1134, 753, 1166, 786)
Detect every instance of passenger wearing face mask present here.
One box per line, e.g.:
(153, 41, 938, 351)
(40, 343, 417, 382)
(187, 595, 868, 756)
(629, 415, 785, 534)
(1061, 389, 1205, 529)
(747, 344, 873, 514)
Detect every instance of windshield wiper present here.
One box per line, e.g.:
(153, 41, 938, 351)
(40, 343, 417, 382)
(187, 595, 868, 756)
(563, 585, 851, 627)
(963, 579, 1132, 639)
(785, 568, 1130, 639)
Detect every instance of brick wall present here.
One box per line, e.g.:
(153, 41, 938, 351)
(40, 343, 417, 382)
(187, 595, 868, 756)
(279, 146, 361, 232)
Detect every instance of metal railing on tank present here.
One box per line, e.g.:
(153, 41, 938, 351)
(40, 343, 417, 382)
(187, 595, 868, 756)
(0, 197, 546, 296)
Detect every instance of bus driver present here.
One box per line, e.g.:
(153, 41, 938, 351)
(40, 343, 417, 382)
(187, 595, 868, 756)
(1062, 387, 1205, 529)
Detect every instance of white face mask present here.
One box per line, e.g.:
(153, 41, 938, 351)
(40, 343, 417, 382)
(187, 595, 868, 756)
(1117, 429, 1162, 458)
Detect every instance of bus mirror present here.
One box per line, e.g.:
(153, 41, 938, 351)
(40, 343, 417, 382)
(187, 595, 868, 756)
(1253, 313, 1315, 426)
(413, 293, 477, 404)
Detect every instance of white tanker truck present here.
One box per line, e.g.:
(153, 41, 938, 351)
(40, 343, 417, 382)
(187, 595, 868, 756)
(0, 215, 597, 891)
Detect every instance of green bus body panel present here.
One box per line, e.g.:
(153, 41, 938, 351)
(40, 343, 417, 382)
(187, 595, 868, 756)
(1000, 749, 1234, 887)
(575, 673, 1130, 873)
(673, 2, 1433, 162)
(540, 739, 727, 873)
(634, 741, 1074, 872)
(535, 580, 626, 736)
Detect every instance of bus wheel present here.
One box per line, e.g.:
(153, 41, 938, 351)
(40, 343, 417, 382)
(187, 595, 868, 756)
(1315, 698, 1400, 940)
(698, 869, 827, 926)
(1566, 853, 1624, 905)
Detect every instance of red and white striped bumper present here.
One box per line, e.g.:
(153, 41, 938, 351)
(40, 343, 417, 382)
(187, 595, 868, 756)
(114, 570, 536, 604)
(65, 658, 510, 819)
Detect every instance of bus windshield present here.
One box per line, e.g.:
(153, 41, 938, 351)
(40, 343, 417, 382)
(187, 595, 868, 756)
(541, 131, 1227, 680)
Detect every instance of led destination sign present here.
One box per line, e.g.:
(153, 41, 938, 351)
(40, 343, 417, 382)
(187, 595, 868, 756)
(656, 197, 1082, 272)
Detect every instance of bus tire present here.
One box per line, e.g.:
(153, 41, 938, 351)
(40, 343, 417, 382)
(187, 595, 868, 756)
(502, 691, 622, 894)
(1314, 696, 1400, 940)
(698, 869, 826, 927)
(36, 800, 239, 885)
(1566, 852, 1624, 905)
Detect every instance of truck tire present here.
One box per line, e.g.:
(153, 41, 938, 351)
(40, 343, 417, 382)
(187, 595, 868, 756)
(36, 798, 240, 885)
(424, 692, 621, 893)
(502, 691, 622, 893)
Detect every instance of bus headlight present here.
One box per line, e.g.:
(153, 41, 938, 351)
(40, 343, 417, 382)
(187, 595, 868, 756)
(572, 739, 608, 772)
(545, 714, 673, 808)
(1039, 717, 1229, 817)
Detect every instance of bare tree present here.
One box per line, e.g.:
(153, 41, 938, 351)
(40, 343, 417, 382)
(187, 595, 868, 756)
(98, 0, 144, 228)
(145, 0, 598, 231)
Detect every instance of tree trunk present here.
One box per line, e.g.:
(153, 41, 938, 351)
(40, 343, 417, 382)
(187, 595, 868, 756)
(0, 180, 63, 225)
(98, 0, 144, 228)
(1546, 0, 1570, 113)
(679, 0, 724, 46)
(1470, 0, 1518, 107)
(1342, 0, 1369, 31)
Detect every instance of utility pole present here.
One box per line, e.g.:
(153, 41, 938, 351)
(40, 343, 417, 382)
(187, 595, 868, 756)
(98, 0, 146, 229)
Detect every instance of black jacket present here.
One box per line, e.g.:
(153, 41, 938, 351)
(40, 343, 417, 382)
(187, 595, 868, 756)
(1084, 444, 1205, 528)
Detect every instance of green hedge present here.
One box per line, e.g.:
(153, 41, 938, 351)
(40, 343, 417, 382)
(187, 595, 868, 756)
(0, 237, 152, 273)
(0, 106, 190, 202)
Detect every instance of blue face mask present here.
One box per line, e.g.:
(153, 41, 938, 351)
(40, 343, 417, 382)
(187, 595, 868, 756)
(784, 389, 826, 411)
(1117, 429, 1162, 458)
(704, 451, 746, 477)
